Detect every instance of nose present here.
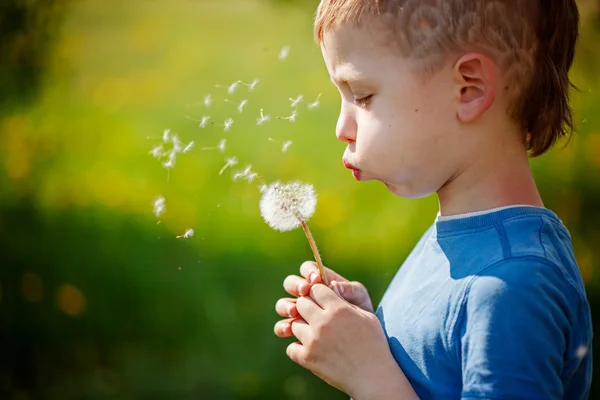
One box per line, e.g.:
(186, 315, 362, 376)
(335, 104, 357, 144)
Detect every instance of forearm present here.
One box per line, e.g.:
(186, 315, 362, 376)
(350, 357, 420, 400)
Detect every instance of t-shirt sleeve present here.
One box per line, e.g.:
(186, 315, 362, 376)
(457, 257, 579, 400)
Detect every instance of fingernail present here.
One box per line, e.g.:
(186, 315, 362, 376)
(286, 304, 294, 316)
(338, 283, 344, 294)
(332, 282, 342, 297)
(297, 283, 304, 295)
(309, 272, 318, 283)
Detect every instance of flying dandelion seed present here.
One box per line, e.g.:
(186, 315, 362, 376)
(153, 196, 166, 217)
(259, 181, 328, 285)
(232, 164, 260, 183)
(279, 45, 290, 60)
(163, 129, 171, 142)
(237, 99, 248, 113)
(219, 156, 238, 175)
(224, 118, 234, 131)
(238, 79, 260, 91)
(308, 93, 322, 110)
(176, 228, 195, 239)
(184, 115, 211, 128)
(256, 109, 271, 125)
(202, 138, 227, 152)
(228, 81, 239, 94)
(258, 183, 268, 193)
(277, 109, 298, 122)
(171, 135, 183, 153)
(149, 144, 164, 159)
(289, 95, 303, 108)
(282, 140, 293, 152)
(204, 94, 212, 107)
(183, 141, 195, 153)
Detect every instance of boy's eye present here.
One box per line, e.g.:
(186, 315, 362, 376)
(353, 95, 373, 108)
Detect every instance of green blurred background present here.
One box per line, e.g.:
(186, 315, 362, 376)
(0, 0, 599, 398)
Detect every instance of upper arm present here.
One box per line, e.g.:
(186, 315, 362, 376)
(457, 257, 579, 399)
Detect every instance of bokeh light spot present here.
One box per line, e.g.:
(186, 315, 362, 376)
(56, 284, 86, 317)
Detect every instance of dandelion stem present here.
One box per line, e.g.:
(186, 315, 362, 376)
(299, 219, 329, 286)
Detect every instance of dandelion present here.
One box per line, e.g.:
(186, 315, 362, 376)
(279, 45, 290, 60)
(277, 109, 298, 122)
(289, 95, 303, 108)
(282, 140, 293, 152)
(184, 115, 211, 128)
(163, 129, 171, 142)
(202, 138, 227, 152)
(219, 156, 238, 175)
(204, 94, 212, 107)
(256, 109, 271, 125)
(259, 181, 328, 285)
(176, 228, 195, 239)
(183, 141, 195, 153)
(308, 93, 322, 110)
(153, 196, 166, 217)
(149, 144, 164, 159)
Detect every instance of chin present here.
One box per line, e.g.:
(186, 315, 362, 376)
(383, 181, 433, 199)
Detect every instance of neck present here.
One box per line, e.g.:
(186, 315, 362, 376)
(437, 138, 544, 217)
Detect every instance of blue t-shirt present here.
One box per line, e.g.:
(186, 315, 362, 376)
(376, 206, 593, 399)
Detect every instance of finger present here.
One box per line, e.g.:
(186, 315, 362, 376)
(286, 341, 307, 367)
(332, 280, 374, 312)
(275, 298, 298, 318)
(274, 317, 299, 338)
(295, 294, 323, 324)
(283, 274, 309, 297)
(290, 318, 312, 344)
(309, 283, 342, 310)
(300, 261, 349, 285)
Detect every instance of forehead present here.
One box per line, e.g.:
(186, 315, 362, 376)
(321, 25, 400, 81)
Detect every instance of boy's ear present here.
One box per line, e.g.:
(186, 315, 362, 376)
(453, 53, 496, 123)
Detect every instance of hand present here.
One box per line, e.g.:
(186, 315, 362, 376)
(274, 261, 374, 338)
(285, 283, 411, 398)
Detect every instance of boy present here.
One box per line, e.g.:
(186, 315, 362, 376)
(274, 0, 593, 399)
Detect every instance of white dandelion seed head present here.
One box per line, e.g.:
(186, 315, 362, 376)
(237, 99, 248, 113)
(149, 144, 164, 159)
(163, 129, 171, 142)
(217, 139, 227, 152)
(204, 94, 212, 107)
(224, 118, 234, 131)
(200, 116, 211, 128)
(228, 81, 239, 94)
(260, 181, 317, 232)
(282, 140, 293, 152)
(249, 79, 259, 91)
(279, 46, 290, 60)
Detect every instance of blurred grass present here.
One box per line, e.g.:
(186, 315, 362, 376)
(0, 0, 599, 398)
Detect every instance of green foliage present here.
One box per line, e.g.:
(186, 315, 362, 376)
(0, 0, 599, 398)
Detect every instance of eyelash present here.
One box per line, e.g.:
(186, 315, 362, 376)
(353, 95, 373, 108)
